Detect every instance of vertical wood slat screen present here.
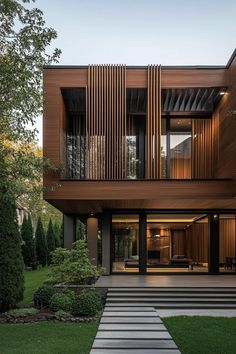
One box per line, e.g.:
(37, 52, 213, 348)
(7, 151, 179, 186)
(147, 65, 161, 179)
(87, 65, 126, 179)
(192, 119, 213, 178)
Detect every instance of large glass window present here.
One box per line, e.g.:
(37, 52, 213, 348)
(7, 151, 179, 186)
(112, 214, 139, 273)
(126, 89, 146, 179)
(63, 88, 86, 179)
(170, 119, 192, 178)
(219, 215, 236, 273)
(146, 214, 208, 273)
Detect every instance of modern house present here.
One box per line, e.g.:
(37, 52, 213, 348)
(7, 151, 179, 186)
(43, 49, 236, 276)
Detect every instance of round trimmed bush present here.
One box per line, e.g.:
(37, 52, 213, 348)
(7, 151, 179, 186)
(49, 292, 75, 313)
(72, 290, 102, 317)
(34, 286, 57, 309)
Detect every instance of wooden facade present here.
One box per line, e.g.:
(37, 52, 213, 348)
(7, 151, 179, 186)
(43, 51, 236, 214)
(43, 50, 236, 275)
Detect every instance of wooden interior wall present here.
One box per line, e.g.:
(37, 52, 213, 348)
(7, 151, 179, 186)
(172, 230, 186, 256)
(186, 222, 208, 263)
(192, 119, 213, 178)
(87, 65, 126, 179)
(213, 56, 236, 178)
(146, 65, 161, 178)
(219, 218, 236, 263)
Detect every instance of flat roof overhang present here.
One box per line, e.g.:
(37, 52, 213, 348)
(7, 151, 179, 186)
(44, 179, 236, 214)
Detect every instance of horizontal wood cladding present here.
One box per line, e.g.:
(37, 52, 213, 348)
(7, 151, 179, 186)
(161, 68, 227, 88)
(44, 180, 236, 201)
(44, 67, 227, 88)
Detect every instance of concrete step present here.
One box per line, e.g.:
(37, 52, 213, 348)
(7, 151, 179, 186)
(92, 339, 178, 349)
(106, 298, 236, 303)
(99, 323, 166, 331)
(96, 331, 171, 339)
(103, 311, 159, 317)
(90, 350, 181, 354)
(108, 287, 236, 292)
(105, 303, 236, 309)
(104, 307, 156, 311)
(107, 292, 236, 298)
(100, 317, 163, 324)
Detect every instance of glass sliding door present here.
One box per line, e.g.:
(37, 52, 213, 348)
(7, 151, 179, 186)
(219, 214, 236, 273)
(146, 214, 208, 273)
(111, 214, 139, 273)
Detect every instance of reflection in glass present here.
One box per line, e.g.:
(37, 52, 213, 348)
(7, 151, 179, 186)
(219, 215, 236, 273)
(126, 115, 145, 179)
(112, 215, 139, 272)
(161, 118, 167, 178)
(146, 214, 208, 273)
(170, 119, 192, 178)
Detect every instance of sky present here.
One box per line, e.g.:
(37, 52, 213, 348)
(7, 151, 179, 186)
(35, 0, 236, 145)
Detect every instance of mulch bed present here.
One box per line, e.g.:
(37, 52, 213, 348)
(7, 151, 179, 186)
(0, 310, 100, 324)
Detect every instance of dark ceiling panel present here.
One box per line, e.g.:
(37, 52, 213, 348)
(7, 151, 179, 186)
(162, 87, 226, 113)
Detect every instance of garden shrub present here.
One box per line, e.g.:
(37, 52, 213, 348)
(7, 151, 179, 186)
(50, 240, 103, 285)
(46, 219, 55, 264)
(49, 291, 75, 313)
(33, 285, 57, 309)
(35, 217, 47, 266)
(21, 215, 37, 268)
(72, 290, 102, 317)
(6, 307, 38, 318)
(0, 189, 24, 312)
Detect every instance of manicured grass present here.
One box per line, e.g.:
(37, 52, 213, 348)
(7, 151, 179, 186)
(163, 316, 236, 354)
(0, 322, 98, 354)
(23, 267, 50, 304)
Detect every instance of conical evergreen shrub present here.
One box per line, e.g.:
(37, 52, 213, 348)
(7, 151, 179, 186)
(35, 217, 47, 266)
(0, 190, 24, 312)
(21, 215, 36, 268)
(53, 222, 62, 248)
(47, 219, 55, 264)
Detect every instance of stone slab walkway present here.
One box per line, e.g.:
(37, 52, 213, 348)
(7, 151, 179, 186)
(90, 306, 180, 354)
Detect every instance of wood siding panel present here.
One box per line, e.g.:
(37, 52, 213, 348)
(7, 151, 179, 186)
(161, 69, 227, 88)
(213, 56, 236, 178)
(219, 218, 236, 263)
(146, 65, 161, 178)
(192, 119, 212, 178)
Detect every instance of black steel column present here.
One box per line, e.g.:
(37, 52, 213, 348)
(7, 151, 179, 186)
(139, 213, 147, 274)
(208, 214, 219, 275)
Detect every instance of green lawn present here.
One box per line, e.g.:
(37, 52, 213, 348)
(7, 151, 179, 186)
(0, 322, 98, 354)
(163, 316, 236, 354)
(23, 267, 50, 304)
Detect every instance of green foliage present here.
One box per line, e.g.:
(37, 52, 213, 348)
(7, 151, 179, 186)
(33, 285, 57, 309)
(50, 240, 102, 285)
(35, 217, 47, 266)
(21, 215, 37, 268)
(49, 292, 75, 313)
(46, 219, 55, 264)
(54, 222, 62, 248)
(6, 307, 38, 318)
(0, 188, 24, 312)
(72, 290, 102, 317)
(0, 0, 61, 200)
(76, 219, 86, 241)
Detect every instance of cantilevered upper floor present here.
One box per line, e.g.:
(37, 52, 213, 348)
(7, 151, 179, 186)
(43, 49, 236, 213)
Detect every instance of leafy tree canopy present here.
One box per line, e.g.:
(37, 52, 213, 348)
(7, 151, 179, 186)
(0, 0, 61, 198)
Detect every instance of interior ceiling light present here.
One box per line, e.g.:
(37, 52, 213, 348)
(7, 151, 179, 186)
(220, 90, 226, 95)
